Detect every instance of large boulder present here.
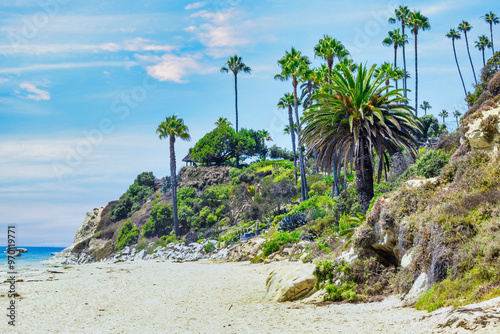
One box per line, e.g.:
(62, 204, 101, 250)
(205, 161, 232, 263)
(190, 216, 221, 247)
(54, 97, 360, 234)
(227, 237, 266, 262)
(403, 272, 430, 305)
(73, 207, 104, 245)
(264, 264, 316, 302)
(464, 107, 500, 154)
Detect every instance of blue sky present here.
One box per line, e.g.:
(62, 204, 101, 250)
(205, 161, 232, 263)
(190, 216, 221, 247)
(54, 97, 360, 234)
(0, 0, 498, 246)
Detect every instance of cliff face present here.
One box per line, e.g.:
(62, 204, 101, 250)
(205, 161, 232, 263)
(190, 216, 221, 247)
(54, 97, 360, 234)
(73, 207, 103, 246)
(464, 107, 500, 154)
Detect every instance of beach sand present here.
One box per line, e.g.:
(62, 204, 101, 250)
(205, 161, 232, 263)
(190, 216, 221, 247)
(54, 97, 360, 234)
(1, 260, 499, 333)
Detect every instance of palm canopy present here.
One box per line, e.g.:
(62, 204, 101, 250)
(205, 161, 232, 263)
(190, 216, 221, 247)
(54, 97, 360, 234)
(475, 35, 492, 50)
(484, 11, 499, 53)
(389, 5, 410, 25)
(215, 117, 232, 127)
(275, 47, 311, 83)
(278, 93, 299, 109)
(446, 28, 461, 40)
(420, 101, 432, 115)
(458, 20, 472, 33)
(383, 29, 407, 48)
(314, 36, 349, 70)
(302, 63, 421, 212)
(157, 115, 191, 142)
(220, 55, 251, 75)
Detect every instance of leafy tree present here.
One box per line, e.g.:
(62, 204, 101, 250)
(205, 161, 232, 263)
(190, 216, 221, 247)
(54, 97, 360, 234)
(260, 178, 297, 213)
(484, 11, 499, 55)
(275, 47, 311, 201)
(419, 115, 441, 141)
(303, 63, 420, 213)
(382, 29, 407, 90)
(446, 29, 468, 97)
(278, 93, 298, 183)
(420, 101, 432, 115)
(389, 5, 411, 96)
(408, 11, 431, 114)
(110, 172, 156, 222)
(269, 145, 294, 161)
(458, 20, 478, 85)
(157, 115, 191, 237)
(475, 35, 492, 67)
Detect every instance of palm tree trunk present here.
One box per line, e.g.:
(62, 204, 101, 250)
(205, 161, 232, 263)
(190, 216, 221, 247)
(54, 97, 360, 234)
(465, 32, 478, 85)
(293, 79, 308, 201)
(394, 45, 398, 90)
(234, 72, 239, 167)
(414, 31, 419, 116)
(491, 23, 495, 55)
(452, 39, 468, 97)
(402, 22, 407, 99)
(288, 105, 298, 185)
(356, 138, 374, 214)
(482, 48, 486, 67)
(327, 60, 340, 197)
(170, 136, 179, 237)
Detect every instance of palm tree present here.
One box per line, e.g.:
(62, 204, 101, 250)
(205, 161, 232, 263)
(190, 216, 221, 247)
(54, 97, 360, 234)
(458, 21, 478, 85)
(221, 55, 251, 167)
(275, 47, 311, 201)
(157, 115, 191, 237)
(214, 117, 232, 127)
(278, 93, 298, 184)
(438, 110, 449, 125)
(484, 11, 499, 55)
(374, 62, 403, 94)
(420, 101, 431, 115)
(446, 29, 468, 97)
(453, 110, 462, 128)
(389, 5, 411, 97)
(408, 11, 431, 115)
(314, 36, 349, 197)
(382, 29, 407, 90)
(475, 35, 492, 67)
(303, 63, 421, 213)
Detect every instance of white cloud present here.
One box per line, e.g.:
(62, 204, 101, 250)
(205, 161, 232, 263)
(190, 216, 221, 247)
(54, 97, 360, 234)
(143, 54, 216, 83)
(18, 82, 50, 101)
(0, 38, 176, 55)
(185, 2, 207, 10)
(0, 61, 137, 74)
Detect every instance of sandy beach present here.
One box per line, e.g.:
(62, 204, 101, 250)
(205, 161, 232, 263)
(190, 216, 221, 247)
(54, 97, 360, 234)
(1, 260, 499, 334)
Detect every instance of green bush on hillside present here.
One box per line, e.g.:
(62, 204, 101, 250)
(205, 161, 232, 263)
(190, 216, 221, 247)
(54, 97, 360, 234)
(142, 203, 173, 238)
(414, 149, 450, 178)
(116, 220, 139, 250)
(111, 172, 156, 221)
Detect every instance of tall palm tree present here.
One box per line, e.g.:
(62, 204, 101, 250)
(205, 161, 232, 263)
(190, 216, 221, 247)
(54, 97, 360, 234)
(157, 115, 191, 237)
(484, 11, 499, 55)
(408, 11, 431, 115)
(303, 63, 420, 213)
(278, 93, 298, 184)
(453, 110, 462, 128)
(446, 29, 468, 97)
(420, 101, 431, 115)
(275, 47, 311, 201)
(221, 55, 251, 167)
(374, 62, 403, 94)
(214, 117, 232, 127)
(458, 21, 478, 85)
(382, 29, 407, 90)
(314, 36, 349, 197)
(475, 35, 492, 67)
(220, 55, 251, 132)
(438, 110, 449, 125)
(389, 5, 411, 97)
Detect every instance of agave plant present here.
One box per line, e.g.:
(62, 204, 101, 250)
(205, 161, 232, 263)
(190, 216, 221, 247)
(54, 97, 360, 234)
(278, 213, 307, 232)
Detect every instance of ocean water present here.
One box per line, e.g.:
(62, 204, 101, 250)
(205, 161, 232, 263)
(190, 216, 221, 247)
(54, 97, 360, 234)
(0, 246, 65, 272)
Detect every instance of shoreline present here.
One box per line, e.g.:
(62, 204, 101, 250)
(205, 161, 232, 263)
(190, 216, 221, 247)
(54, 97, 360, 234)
(1, 260, 498, 333)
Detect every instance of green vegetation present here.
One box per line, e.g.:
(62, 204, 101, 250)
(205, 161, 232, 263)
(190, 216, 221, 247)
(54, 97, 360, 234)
(142, 203, 173, 238)
(116, 220, 139, 250)
(262, 231, 300, 257)
(111, 172, 156, 222)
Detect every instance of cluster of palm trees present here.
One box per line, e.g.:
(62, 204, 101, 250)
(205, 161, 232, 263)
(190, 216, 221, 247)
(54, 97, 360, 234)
(447, 12, 498, 97)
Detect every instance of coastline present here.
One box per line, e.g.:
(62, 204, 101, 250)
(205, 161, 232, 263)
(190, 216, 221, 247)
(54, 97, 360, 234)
(2, 260, 499, 333)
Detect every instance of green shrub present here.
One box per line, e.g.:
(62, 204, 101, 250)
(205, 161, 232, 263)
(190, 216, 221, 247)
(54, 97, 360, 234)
(142, 203, 173, 238)
(116, 220, 139, 250)
(262, 232, 300, 257)
(204, 242, 216, 253)
(111, 172, 156, 221)
(415, 149, 450, 178)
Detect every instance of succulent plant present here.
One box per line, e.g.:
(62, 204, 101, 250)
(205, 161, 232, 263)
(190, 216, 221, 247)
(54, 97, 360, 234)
(278, 213, 307, 232)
